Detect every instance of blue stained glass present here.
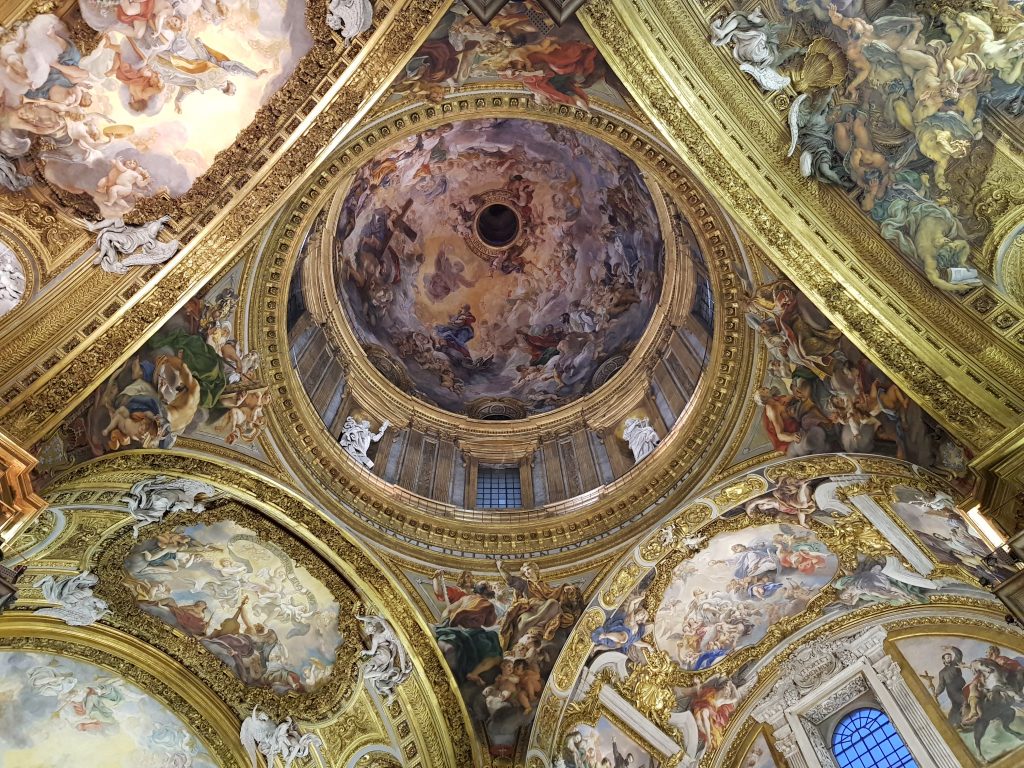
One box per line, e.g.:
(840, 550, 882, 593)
(832, 708, 918, 768)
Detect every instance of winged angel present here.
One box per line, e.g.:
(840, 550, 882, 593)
(34, 571, 109, 626)
(122, 475, 218, 538)
(358, 614, 413, 701)
(240, 708, 322, 768)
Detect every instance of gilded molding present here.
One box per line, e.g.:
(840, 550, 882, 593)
(580, 0, 1024, 448)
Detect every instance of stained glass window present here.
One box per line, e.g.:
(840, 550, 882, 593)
(832, 707, 917, 768)
(476, 466, 522, 509)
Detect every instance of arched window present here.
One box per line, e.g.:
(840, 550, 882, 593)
(831, 707, 917, 768)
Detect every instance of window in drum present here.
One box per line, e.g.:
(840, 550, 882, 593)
(475, 466, 522, 509)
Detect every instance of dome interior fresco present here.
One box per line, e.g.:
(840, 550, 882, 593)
(329, 117, 665, 416)
(4, 1, 1024, 768)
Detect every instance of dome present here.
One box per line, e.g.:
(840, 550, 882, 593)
(330, 118, 664, 417)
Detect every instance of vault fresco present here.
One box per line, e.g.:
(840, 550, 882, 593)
(331, 117, 665, 415)
(33, 261, 267, 482)
(890, 485, 1018, 583)
(714, 2, 1024, 291)
(1, 0, 311, 218)
(430, 560, 585, 757)
(124, 519, 343, 694)
(746, 276, 973, 486)
(561, 716, 660, 768)
(0, 650, 216, 768)
(585, 467, 1002, 765)
(384, 0, 633, 109)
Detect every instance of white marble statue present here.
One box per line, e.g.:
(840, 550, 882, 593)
(358, 614, 412, 701)
(339, 416, 389, 469)
(710, 7, 791, 91)
(0, 244, 26, 317)
(623, 417, 660, 464)
(122, 476, 218, 539)
(240, 708, 323, 768)
(0, 152, 31, 192)
(34, 571, 109, 626)
(85, 216, 180, 274)
(327, 0, 373, 46)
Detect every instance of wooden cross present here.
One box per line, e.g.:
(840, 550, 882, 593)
(384, 198, 418, 266)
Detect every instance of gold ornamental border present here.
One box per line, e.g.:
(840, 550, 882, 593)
(580, 0, 1024, 448)
(248, 94, 757, 561)
(0, 613, 249, 768)
(92, 500, 363, 723)
(43, 449, 477, 766)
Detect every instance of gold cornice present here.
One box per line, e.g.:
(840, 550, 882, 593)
(0, 0, 455, 446)
(579, 0, 1024, 450)
(248, 96, 757, 562)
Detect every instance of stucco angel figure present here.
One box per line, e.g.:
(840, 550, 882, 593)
(339, 416, 389, 469)
(240, 708, 322, 768)
(623, 417, 660, 464)
(710, 7, 792, 91)
(122, 475, 218, 539)
(357, 614, 413, 701)
(34, 571, 109, 626)
(85, 215, 180, 274)
(327, 0, 373, 46)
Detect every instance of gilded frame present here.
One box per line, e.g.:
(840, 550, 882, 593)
(92, 499, 362, 722)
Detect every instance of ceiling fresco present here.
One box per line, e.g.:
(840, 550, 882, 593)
(540, 458, 1014, 768)
(329, 117, 665, 416)
(746, 275, 974, 487)
(30, 259, 268, 484)
(893, 633, 1024, 764)
(4, 2, 1024, 768)
(430, 559, 585, 757)
(0, 650, 217, 768)
(650, 522, 839, 671)
(383, 0, 634, 110)
(125, 519, 343, 694)
(1, 0, 311, 218)
(714, 1, 1024, 293)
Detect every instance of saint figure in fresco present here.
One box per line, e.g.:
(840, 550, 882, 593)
(515, 324, 565, 367)
(434, 304, 477, 362)
(202, 595, 300, 691)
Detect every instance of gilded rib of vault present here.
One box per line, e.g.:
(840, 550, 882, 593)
(3, 1, 1024, 767)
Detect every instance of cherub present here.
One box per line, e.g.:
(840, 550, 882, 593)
(96, 157, 152, 209)
(513, 658, 542, 714)
(482, 658, 518, 715)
